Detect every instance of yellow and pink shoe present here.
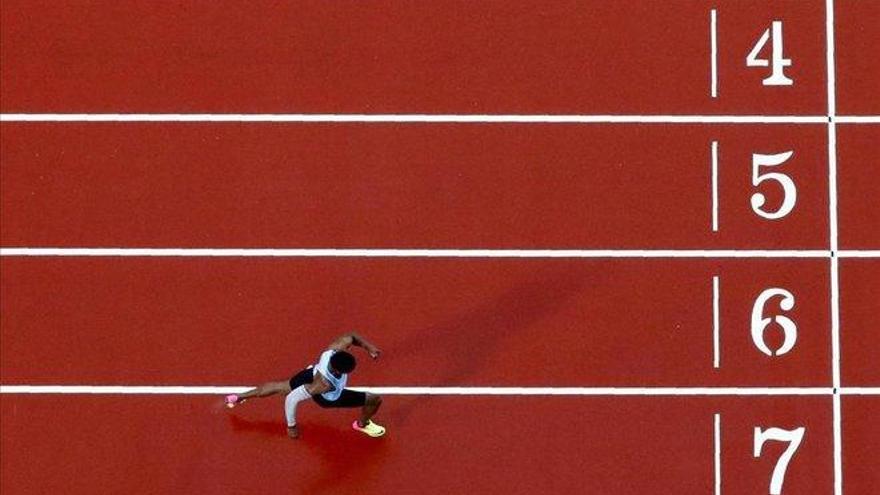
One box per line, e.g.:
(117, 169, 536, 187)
(352, 420, 386, 437)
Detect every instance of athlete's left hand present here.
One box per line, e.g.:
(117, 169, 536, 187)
(368, 348, 382, 360)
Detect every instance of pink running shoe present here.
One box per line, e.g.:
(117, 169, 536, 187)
(352, 420, 386, 437)
(224, 394, 240, 408)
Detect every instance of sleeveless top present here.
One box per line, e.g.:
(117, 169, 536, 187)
(312, 349, 348, 401)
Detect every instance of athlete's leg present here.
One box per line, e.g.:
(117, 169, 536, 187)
(357, 393, 383, 427)
(314, 390, 385, 437)
(228, 367, 314, 407)
(284, 384, 314, 439)
(226, 381, 291, 407)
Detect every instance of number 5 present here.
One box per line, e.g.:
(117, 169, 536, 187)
(754, 426, 806, 495)
(751, 151, 797, 220)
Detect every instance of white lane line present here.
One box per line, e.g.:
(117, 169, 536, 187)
(710, 9, 718, 98)
(712, 140, 720, 231)
(0, 386, 247, 395)
(0, 385, 852, 396)
(827, 2, 843, 494)
(840, 387, 880, 395)
(352, 387, 842, 396)
(836, 116, 880, 123)
(714, 413, 722, 495)
(0, 248, 836, 258)
(0, 113, 829, 124)
(713, 276, 721, 368)
(838, 250, 880, 258)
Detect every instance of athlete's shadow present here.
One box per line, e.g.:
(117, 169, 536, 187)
(382, 263, 592, 426)
(300, 423, 388, 494)
(227, 416, 387, 493)
(227, 414, 287, 439)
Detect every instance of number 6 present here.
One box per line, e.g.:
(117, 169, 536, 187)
(751, 151, 797, 220)
(751, 288, 797, 356)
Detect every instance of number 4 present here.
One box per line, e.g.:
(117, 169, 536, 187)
(746, 21, 793, 86)
(754, 426, 806, 495)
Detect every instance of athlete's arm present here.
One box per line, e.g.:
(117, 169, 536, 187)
(329, 332, 381, 359)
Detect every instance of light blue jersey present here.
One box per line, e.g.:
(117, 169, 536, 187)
(312, 349, 348, 401)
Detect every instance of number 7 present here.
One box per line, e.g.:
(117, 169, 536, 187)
(754, 426, 806, 495)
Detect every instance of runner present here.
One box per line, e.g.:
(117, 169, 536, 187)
(225, 333, 384, 438)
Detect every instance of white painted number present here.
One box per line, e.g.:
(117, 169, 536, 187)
(750, 288, 797, 357)
(754, 426, 806, 495)
(746, 21, 793, 86)
(751, 151, 797, 220)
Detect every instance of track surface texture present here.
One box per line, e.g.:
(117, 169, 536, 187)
(1, 1, 878, 494)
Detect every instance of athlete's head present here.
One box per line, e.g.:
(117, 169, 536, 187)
(330, 351, 357, 374)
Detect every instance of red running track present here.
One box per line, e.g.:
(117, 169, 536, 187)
(1, 257, 840, 388)
(1, 394, 839, 494)
(837, 125, 880, 249)
(0, 0, 834, 114)
(4, 1, 876, 113)
(1, 123, 833, 249)
(835, 1, 880, 115)
(2, 0, 878, 494)
(839, 260, 880, 386)
(842, 397, 880, 495)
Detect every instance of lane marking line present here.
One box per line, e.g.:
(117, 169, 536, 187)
(715, 413, 722, 495)
(712, 140, 720, 232)
(826, 2, 843, 494)
(0, 248, 846, 258)
(0, 114, 831, 124)
(836, 116, 880, 123)
(1, 385, 870, 396)
(710, 9, 718, 98)
(838, 250, 880, 258)
(839, 387, 880, 395)
(713, 275, 721, 368)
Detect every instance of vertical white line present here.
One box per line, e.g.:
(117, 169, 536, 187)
(713, 276, 721, 368)
(712, 141, 719, 231)
(710, 9, 718, 98)
(831, 209, 842, 495)
(826, 1, 842, 494)
(714, 413, 722, 495)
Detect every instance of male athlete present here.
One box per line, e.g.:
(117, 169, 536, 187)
(224, 332, 385, 438)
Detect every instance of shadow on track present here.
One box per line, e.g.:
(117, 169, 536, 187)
(227, 415, 387, 494)
(227, 414, 288, 439)
(383, 262, 591, 426)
